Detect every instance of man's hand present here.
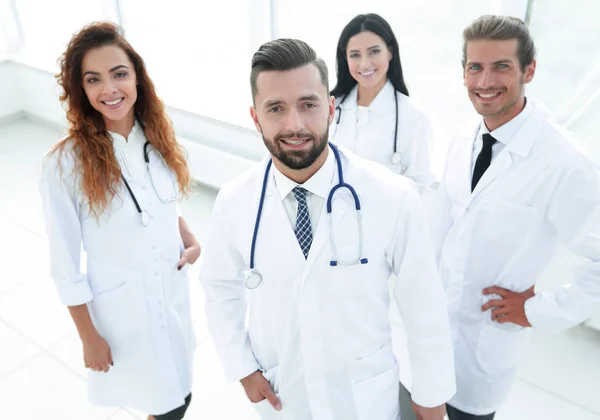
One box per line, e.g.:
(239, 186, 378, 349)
(481, 285, 535, 327)
(412, 402, 446, 420)
(240, 370, 282, 410)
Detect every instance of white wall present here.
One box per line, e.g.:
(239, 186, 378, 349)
(0, 60, 262, 189)
(0, 61, 22, 121)
(14, 62, 68, 126)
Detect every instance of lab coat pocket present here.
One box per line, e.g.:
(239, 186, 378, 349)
(171, 264, 191, 306)
(327, 245, 378, 296)
(170, 264, 197, 352)
(251, 397, 283, 420)
(251, 365, 282, 420)
(90, 274, 147, 342)
(476, 323, 529, 375)
(484, 198, 537, 244)
(350, 342, 400, 420)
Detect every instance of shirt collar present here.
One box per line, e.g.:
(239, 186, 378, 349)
(108, 119, 145, 147)
(479, 97, 533, 145)
(272, 147, 335, 202)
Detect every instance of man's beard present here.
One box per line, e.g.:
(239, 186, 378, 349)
(263, 128, 329, 170)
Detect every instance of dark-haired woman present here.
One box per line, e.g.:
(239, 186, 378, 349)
(330, 13, 435, 193)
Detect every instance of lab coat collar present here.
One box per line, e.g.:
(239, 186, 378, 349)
(337, 80, 395, 118)
(108, 119, 145, 148)
(338, 85, 358, 110)
(478, 97, 534, 157)
(271, 146, 336, 201)
(469, 100, 551, 200)
(367, 80, 396, 118)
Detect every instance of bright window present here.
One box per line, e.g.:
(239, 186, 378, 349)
(119, 0, 257, 129)
(10, 0, 104, 71)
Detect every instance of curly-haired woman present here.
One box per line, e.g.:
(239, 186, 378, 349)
(39, 22, 199, 420)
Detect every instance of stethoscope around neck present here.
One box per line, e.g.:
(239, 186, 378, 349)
(332, 87, 403, 167)
(244, 143, 369, 290)
(120, 141, 179, 227)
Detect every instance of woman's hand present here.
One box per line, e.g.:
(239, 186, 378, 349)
(177, 243, 201, 270)
(177, 216, 201, 270)
(82, 332, 113, 373)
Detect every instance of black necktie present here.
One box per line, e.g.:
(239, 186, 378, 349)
(471, 133, 497, 192)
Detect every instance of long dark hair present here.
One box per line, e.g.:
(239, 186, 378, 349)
(330, 13, 409, 99)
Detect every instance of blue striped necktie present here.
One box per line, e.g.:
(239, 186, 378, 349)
(292, 186, 313, 259)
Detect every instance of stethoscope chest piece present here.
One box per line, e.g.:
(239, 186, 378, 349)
(391, 152, 402, 165)
(245, 269, 263, 290)
(141, 210, 150, 227)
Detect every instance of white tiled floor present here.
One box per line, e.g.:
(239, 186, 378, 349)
(1, 117, 599, 419)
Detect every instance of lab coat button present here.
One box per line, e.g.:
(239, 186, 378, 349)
(154, 271, 159, 276)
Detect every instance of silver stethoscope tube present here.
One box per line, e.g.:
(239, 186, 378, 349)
(144, 142, 179, 204)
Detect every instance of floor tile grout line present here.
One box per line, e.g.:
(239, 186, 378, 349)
(0, 318, 88, 382)
(516, 376, 600, 416)
(0, 277, 34, 302)
(105, 407, 133, 420)
(4, 215, 46, 239)
(122, 407, 144, 419)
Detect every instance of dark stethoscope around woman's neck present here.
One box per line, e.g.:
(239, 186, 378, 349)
(120, 141, 179, 227)
(332, 87, 402, 166)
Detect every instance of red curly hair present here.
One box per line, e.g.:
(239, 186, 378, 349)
(51, 21, 190, 219)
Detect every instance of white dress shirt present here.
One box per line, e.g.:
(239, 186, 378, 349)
(471, 99, 533, 176)
(272, 148, 335, 231)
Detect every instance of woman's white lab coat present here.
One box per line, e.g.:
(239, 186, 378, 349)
(39, 123, 195, 415)
(199, 146, 455, 420)
(330, 80, 435, 191)
(432, 101, 600, 415)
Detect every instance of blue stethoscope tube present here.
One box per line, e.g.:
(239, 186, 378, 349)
(245, 143, 368, 290)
